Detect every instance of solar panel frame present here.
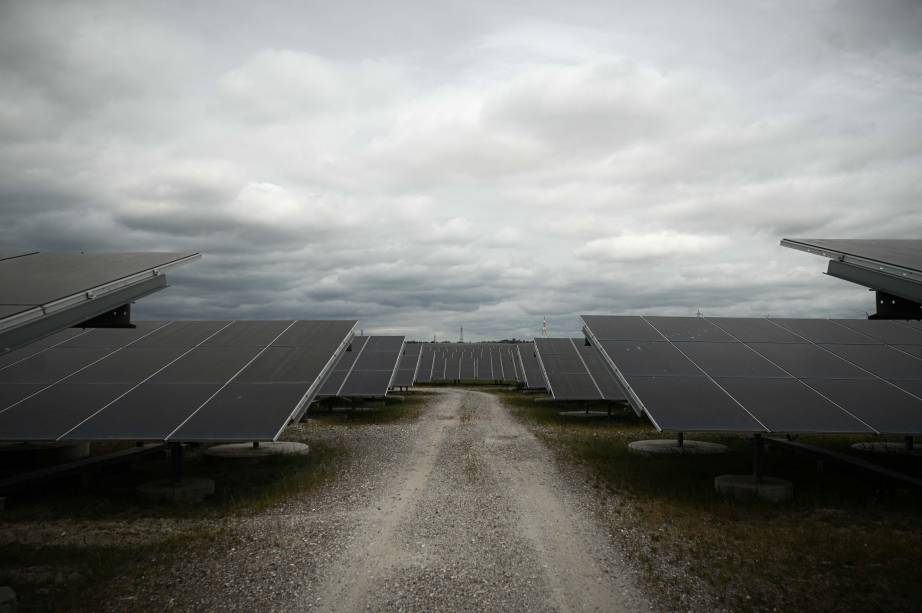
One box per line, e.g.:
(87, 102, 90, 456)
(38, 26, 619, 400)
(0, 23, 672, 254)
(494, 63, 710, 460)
(0, 251, 200, 353)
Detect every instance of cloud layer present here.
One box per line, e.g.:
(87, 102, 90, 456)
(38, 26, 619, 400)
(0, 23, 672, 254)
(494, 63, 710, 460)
(1, 1, 921, 339)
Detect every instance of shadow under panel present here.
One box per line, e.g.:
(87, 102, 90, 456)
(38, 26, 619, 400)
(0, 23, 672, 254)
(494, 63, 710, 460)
(63, 383, 222, 441)
(0, 383, 132, 441)
(169, 383, 307, 442)
(716, 377, 872, 433)
(805, 378, 922, 434)
(625, 375, 765, 432)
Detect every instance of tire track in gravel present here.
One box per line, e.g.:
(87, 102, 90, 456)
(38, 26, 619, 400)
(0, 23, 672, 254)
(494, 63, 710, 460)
(309, 390, 459, 611)
(309, 388, 650, 612)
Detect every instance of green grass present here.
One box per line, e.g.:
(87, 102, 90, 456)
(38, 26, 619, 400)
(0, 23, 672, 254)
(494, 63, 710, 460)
(501, 391, 922, 612)
(307, 392, 430, 425)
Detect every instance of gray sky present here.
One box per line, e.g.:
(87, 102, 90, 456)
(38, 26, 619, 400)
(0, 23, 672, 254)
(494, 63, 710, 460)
(1, 1, 920, 340)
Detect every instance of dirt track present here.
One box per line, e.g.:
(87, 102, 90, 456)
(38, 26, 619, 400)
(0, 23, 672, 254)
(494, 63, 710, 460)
(309, 388, 650, 612)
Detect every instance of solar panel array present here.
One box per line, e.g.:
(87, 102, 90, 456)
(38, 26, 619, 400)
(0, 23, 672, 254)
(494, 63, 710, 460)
(391, 342, 423, 388)
(534, 338, 625, 401)
(0, 251, 200, 352)
(0, 320, 356, 442)
(582, 315, 922, 434)
(416, 343, 525, 383)
(516, 342, 546, 390)
(317, 335, 405, 398)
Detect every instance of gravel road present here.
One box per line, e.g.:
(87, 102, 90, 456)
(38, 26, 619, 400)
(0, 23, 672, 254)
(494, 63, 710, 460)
(6, 388, 653, 611)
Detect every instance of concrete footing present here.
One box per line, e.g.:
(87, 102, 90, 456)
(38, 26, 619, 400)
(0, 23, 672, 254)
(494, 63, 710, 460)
(558, 410, 609, 418)
(0, 585, 16, 613)
(629, 439, 728, 456)
(851, 442, 922, 456)
(0, 442, 90, 467)
(714, 475, 793, 503)
(136, 477, 214, 503)
(205, 441, 310, 460)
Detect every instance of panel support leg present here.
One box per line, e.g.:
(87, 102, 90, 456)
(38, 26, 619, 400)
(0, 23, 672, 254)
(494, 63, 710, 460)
(906, 436, 914, 452)
(677, 432, 684, 448)
(170, 443, 183, 484)
(752, 434, 764, 484)
(253, 441, 260, 450)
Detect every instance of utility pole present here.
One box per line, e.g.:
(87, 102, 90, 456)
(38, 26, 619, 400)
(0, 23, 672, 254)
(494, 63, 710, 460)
(541, 316, 548, 337)
(460, 326, 464, 342)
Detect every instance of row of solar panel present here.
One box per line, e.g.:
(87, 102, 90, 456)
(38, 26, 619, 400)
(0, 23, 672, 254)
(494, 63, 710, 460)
(0, 320, 356, 442)
(582, 316, 922, 434)
(533, 338, 625, 401)
(317, 336, 405, 398)
(414, 343, 544, 388)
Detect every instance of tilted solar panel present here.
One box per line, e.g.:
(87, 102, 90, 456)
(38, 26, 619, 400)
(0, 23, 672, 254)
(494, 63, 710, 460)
(582, 315, 922, 434)
(0, 320, 356, 442)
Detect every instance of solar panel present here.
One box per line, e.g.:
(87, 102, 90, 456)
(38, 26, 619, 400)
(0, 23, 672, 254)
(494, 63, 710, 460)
(583, 315, 922, 434)
(782, 238, 922, 308)
(833, 320, 922, 345)
(0, 251, 200, 353)
(770, 319, 879, 344)
(320, 336, 404, 397)
(534, 338, 602, 401)
(0, 319, 356, 442)
(574, 341, 625, 400)
(391, 343, 422, 388)
(516, 342, 546, 390)
(317, 336, 369, 396)
(782, 238, 922, 274)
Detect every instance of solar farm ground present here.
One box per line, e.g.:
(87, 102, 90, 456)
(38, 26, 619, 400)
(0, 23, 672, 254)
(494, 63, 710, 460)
(1, 389, 921, 612)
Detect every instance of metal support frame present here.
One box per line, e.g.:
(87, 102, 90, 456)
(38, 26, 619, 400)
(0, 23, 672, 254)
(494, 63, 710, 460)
(170, 443, 183, 484)
(871, 291, 922, 320)
(677, 432, 685, 448)
(906, 436, 914, 452)
(74, 303, 135, 329)
(0, 275, 166, 353)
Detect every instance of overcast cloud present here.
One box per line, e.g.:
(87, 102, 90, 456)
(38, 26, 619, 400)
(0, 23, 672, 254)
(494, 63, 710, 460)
(1, 1, 920, 340)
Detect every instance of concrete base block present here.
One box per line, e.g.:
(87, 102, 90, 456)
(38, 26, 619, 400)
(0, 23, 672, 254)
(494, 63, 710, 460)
(136, 478, 215, 504)
(0, 442, 90, 468)
(0, 585, 16, 613)
(205, 441, 309, 459)
(851, 442, 922, 456)
(558, 410, 610, 418)
(386, 395, 405, 403)
(629, 439, 728, 456)
(715, 475, 793, 503)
